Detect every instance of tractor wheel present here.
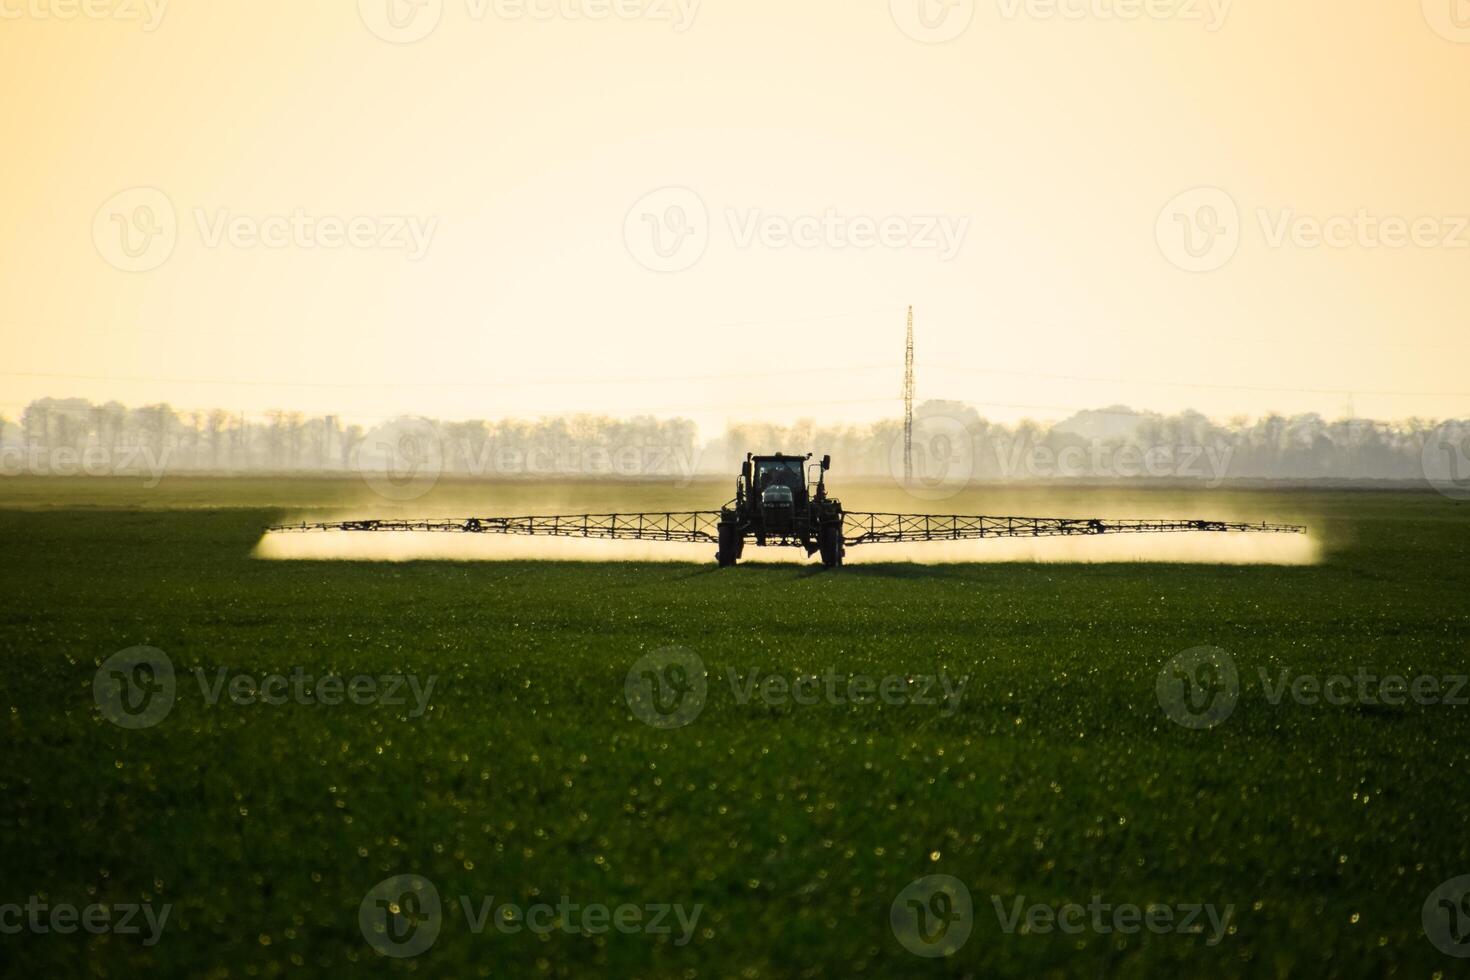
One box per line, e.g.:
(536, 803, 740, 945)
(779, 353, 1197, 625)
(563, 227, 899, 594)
(819, 523, 844, 569)
(717, 523, 741, 568)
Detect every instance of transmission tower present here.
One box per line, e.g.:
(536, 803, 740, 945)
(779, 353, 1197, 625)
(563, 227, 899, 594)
(903, 305, 915, 485)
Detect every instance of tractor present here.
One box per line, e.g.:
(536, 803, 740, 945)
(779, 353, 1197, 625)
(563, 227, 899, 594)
(269, 453, 1306, 567)
(716, 453, 846, 568)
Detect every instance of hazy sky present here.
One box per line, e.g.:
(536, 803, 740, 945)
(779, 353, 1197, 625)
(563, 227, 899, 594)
(2, 0, 1468, 435)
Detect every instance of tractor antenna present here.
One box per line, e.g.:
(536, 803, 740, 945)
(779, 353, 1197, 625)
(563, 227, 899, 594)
(903, 305, 915, 485)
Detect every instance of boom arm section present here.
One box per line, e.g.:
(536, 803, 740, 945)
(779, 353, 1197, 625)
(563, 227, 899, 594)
(269, 510, 1305, 554)
(269, 512, 723, 543)
(842, 513, 1305, 546)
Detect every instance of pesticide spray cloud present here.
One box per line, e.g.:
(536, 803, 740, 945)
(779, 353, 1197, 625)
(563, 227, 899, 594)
(255, 528, 1319, 565)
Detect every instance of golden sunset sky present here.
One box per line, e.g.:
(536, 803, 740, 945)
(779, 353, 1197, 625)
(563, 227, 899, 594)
(2, 0, 1468, 434)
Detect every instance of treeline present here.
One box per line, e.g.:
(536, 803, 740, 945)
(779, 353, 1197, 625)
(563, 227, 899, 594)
(1, 396, 1463, 482)
(712, 402, 1463, 481)
(1, 398, 699, 478)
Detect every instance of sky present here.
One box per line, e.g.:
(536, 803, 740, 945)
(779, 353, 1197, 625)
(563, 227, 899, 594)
(2, 0, 1468, 437)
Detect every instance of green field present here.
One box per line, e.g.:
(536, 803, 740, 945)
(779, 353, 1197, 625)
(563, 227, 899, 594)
(2, 477, 1467, 978)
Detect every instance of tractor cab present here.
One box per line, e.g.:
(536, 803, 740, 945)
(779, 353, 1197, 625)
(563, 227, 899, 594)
(753, 456, 805, 530)
(753, 456, 806, 495)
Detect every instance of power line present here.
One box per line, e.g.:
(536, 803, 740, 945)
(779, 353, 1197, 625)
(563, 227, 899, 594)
(918, 363, 1470, 399)
(0, 363, 895, 391)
